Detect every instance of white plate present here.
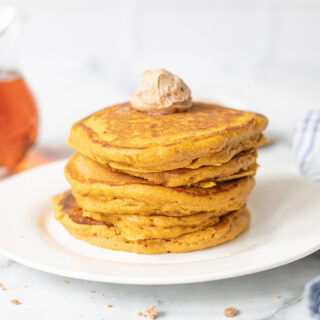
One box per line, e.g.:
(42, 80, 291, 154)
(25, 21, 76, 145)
(0, 160, 319, 285)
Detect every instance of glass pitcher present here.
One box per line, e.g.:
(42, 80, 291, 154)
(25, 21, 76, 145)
(0, 6, 38, 175)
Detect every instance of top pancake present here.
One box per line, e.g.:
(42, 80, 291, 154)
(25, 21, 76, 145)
(68, 102, 268, 172)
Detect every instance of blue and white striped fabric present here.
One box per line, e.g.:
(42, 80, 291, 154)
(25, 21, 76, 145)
(305, 276, 320, 320)
(297, 111, 320, 318)
(293, 110, 320, 182)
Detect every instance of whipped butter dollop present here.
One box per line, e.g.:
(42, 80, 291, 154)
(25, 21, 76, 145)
(130, 69, 192, 114)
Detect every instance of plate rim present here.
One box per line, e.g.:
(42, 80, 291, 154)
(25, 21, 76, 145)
(0, 243, 319, 285)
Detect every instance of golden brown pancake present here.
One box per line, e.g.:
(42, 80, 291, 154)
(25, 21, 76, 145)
(54, 191, 221, 240)
(52, 192, 250, 254)
(116, 149, 257, 187)
(83, 206, 221, 228)
(65, 153, 255, 216)
(68, 102, 268, 172)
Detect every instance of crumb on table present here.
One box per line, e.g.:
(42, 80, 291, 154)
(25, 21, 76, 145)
(107, 304, 112, 308)
(274, 295, 280, 299)
(145, 306, 158, 319)
(0, 283, 7, 291)
(138, 306, 159, 319)
(11, 299, 21, 305)
(64, 280, 69, 284)
(224, 307, 238, 317)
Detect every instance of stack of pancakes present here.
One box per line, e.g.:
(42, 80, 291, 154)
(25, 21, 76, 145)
(52, 102, 268, 254)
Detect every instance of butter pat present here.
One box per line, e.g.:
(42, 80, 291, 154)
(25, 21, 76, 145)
(130, 69, 192, 114)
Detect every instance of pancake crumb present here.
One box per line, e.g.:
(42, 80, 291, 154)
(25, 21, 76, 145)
(296, 298, 301, 302)
(137, 312, 143, 317)
(0, 283, 7, 291)
(64, 280, 69, 284)
(91, 290, 96, 294)
(107, 304, 112, 308)
(145, 306, 158, 319)
(11, 299, 21, 305)
(224, 307, 238, 317)
(274, 295, 280, 299)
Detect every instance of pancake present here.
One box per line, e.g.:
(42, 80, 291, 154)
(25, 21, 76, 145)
(54, 192, 221, 240)
(68, 102, 268, 172)
(83, 206, 221, 228)
(66, 153, 255, 216)
(115, 149, 257, 187)
(52, 192, 250, 254)
(109, 134, 264, 174)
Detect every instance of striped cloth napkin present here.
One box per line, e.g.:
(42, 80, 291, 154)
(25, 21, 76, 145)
(295, 110, 320, 319)
(305, 277, 320, 320)
(293, 110, 320, 182)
